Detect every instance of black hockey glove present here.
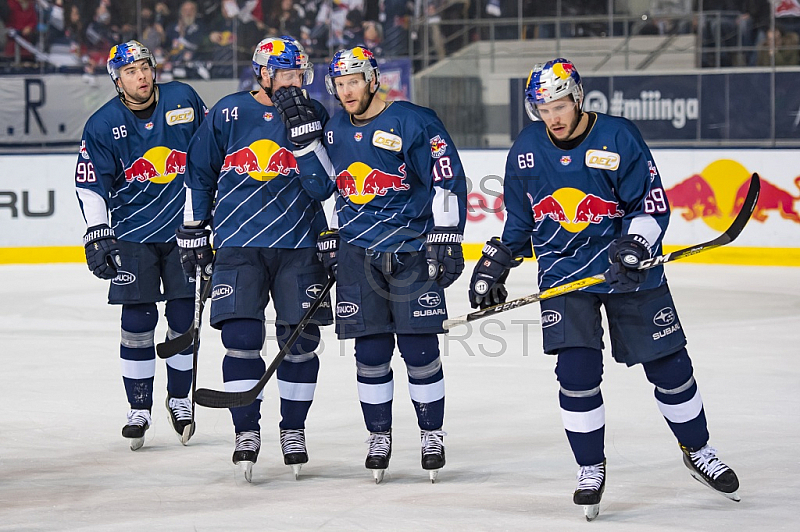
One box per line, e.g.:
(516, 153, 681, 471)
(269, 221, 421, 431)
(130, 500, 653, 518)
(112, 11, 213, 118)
(176, 224, 213, 279)
(317, 229, 339, 279)
(469, 237, 522, 309)
(425, 227, 464, 288)
(604, 234, 650, 292)
(272, 86, 323, 148)
(83, 224, 121, 280)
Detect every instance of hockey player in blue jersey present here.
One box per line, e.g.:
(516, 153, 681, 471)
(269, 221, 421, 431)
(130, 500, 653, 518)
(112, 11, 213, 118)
(468, 58, 740, 519)
(177, 36, 333, 482)
(277, 45, 467, 483)
(75, 40, 206, 451)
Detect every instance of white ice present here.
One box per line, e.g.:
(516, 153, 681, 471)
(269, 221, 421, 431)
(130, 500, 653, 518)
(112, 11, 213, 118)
(1, 261, 798, 531)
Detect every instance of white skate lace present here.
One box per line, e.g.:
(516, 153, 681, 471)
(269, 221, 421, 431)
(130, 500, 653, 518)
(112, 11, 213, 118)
(168, 397, 192, 422)
(576, 462, 605, 491)
(235, 431, 261, 452)
(126, 409, 152, 428)
(689, 445, 730, 480)
(365, 431, 391, 458)
(280, 429, 306, 455)
(421, 429, 447, 456)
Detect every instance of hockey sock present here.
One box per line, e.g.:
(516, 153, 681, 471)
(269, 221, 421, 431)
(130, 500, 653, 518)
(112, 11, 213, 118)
(355, 333, 395, 433)
(164, 298, 193, 398)
(120, 303, 158, 410)
(643, 348, 709, 450)
(221, 319, 265, 433)
(275, 323, 320, 430)
(398, 334, 445, 431)
(556, 347, 606, 466)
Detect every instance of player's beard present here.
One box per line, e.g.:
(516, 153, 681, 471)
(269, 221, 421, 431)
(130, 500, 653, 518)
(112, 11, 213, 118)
(551, 111, 582, 141)
(347, 88, 373, 117)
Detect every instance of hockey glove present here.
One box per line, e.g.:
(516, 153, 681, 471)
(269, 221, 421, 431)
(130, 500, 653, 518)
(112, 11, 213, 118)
(317, 229, 339, 279)
(469, 237, 522, 309)
(83, 224, 121, 280)
(425, 227, 464, 288)
(604, 234, 650, 292)
(176, 224, 214, 279)
(272, 86, 323, 148)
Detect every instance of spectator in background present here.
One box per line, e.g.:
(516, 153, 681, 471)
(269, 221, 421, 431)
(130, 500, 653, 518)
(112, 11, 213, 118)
(757, 23, 800, 65)
(4, 0, 38, 59)
(380, 0, 412, 56)
(265, 0, 306, 38)
(139, 4, 167, 58)
(165, 1, 204, 67)
(314, 0, 364, 49)
(343, 8, 364, 48)
(84, 0, 119, 72)
(774, 0, 800, 40)
(362, 19, 384, 56)
(206, 0, 261, 78)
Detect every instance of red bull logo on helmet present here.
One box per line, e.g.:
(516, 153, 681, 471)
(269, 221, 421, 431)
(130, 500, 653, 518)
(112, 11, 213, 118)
(526, 187, 623, 233)
(335, 162, 409, 204)
(258, 40, 285, 55)
(353, 47, 374, 60)
(123, 146, 187, 184)
(220, 139, 298, 181)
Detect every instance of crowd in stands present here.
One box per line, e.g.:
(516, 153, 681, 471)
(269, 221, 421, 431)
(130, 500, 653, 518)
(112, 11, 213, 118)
(2, 0, 799, 75)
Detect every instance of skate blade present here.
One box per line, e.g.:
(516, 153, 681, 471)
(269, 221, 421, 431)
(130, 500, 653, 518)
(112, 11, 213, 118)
(290, 463, 302, 480)
(236, 461, 255, 483)
(180, 422, 196, 445)
(429, 469, 440, 483)
(128, 436, 145, 451)
(584, 504, 600, 521)
(689, 471, 741, 502)
(372, 469, 386, 484)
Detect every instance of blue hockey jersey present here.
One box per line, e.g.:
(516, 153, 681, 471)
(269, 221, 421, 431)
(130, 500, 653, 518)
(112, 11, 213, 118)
(502, 113, 670, 293)
(75, 81, 206, 243)
(323, 101, 467, 253)
(184, 91, 329, 249)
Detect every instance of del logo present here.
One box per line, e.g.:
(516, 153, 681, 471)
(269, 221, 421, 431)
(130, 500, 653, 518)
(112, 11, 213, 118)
(112, 271, 136, 285)
(666, 159, 800, 232)
(337, 301, 359, 318)
(430, 135, 447, 158)
(305, 284, 323, 299)
(373, 130, 402, 152)
(335, 162, 409, 204)
(527, 188, 623, 232)
(585, 150, 620, 171)
(541, 310, 561, 328)
(124, 147, 187, 184)
(417, 292, 441, 308)
(165, 108, 195, 125)
(212, 284, 233, 300)
(220, 139, 298, 181)
(653, 307, 675, 327)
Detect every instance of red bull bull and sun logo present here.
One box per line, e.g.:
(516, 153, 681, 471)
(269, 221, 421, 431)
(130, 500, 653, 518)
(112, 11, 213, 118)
(124, 146, 186, 184)
(336, 162, 409, 205)
(220, 139, 299, 181)
(527, 187, 624, 232)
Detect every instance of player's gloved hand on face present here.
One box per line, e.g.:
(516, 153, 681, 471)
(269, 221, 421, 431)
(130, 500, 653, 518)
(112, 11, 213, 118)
(469, 237, 522, 309)
(604, 234, 650, 292)
(425, 227, 464, 288)
(272, 86, 323, 148)
(176, 224, 214, 278)
(83, 224, 121, 280)
(317, 229, 339, 279)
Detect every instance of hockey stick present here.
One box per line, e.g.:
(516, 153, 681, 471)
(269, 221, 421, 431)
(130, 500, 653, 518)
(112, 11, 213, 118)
(194, 276, 336, 409)
(184, 265, 203, 444)
(443, 173, 761, 330)
(157, 278, 212, 359)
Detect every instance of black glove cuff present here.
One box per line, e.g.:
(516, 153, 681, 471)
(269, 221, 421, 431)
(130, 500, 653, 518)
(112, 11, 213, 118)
(83, 225, 115, 246)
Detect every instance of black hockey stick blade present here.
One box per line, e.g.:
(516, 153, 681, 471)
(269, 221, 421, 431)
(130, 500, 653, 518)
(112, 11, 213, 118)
(157, 278, 213, 359)
(444, 173, 760, 330)
(194, 276, 336, 409)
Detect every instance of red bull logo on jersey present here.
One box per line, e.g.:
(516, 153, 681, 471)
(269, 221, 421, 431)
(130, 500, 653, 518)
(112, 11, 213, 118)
(335, 162, 410, 204)
(527, 187, 624, 233)
(123, 147, 187, 184)
(666, 159, 800, 232)
(430, 135, 447, 158)
(220, 139, 298, 182)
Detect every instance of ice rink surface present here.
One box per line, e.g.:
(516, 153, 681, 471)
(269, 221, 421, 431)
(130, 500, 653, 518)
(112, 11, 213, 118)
(1, 261, 798, 531)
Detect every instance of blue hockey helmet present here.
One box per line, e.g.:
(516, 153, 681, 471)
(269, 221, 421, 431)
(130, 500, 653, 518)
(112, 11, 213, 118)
(252, 36, 313, 84)
(524, 58, 583, 121)
(325, 46, 380, 98)
(107, 40, 157, 86)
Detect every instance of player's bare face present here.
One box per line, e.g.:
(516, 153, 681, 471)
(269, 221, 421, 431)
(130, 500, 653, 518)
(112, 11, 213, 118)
(538, 98, 583, 141)
(117, 59, 154, 104)
(334, 74, 372, 117)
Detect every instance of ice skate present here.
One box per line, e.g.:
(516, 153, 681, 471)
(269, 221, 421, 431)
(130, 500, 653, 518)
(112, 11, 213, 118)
(121, 409, 152, 451)
(681, 444, 740, 501)
(365, 430, 392, 484)
(165, 395, 195, 445)
(573, 460, 606, 521)
(421, 429, 447, 483)
(280, 429, 308, 479)
(232, 431, 261, 483)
